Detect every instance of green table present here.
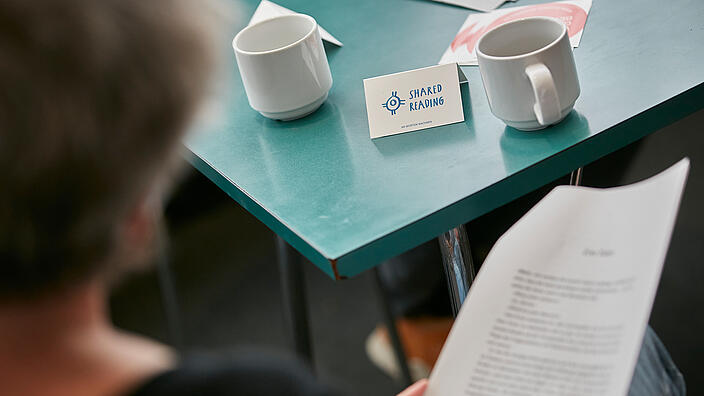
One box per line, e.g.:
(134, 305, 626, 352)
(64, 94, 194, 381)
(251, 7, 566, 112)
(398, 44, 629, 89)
(186, 0, 703, 375)
(189, 0, 704, 279)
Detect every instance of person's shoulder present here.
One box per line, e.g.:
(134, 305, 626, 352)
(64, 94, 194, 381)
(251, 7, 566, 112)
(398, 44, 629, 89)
(128, 349, 340, 396)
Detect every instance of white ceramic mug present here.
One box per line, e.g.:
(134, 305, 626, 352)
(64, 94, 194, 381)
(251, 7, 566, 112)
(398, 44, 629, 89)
(476, 17, 580, 131)
(233, 14, 333, 121)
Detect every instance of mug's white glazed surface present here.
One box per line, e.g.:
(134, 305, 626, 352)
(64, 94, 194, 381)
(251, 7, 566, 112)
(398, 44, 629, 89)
(476, 17, 580, 130)
(233, 14, 333, 121)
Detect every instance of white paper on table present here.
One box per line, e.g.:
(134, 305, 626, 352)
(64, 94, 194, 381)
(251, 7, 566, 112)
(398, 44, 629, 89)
(428, 0, 512, 13)
(426, 159, 690, 396)
(249, 0, 343, 47)
(439, 0, 592, 65)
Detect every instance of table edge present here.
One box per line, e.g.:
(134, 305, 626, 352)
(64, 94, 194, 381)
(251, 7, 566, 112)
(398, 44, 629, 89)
(187, 81, 704, 280)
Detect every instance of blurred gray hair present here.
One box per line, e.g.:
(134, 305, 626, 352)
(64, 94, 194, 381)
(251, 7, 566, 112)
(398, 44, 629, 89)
(0, 0, 218, 298)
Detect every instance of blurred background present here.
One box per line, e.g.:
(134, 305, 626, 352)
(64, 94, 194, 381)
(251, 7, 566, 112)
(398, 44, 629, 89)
(110, 108, 704, 395)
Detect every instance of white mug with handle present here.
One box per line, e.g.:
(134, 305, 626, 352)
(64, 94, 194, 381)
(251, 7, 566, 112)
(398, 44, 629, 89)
(476, 17, 580, 131)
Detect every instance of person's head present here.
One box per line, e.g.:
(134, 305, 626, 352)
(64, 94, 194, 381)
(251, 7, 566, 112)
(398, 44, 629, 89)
(0, 0, 215, 299)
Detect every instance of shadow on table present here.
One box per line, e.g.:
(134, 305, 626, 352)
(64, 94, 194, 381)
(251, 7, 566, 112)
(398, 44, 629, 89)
(499, 110, 591, 175)
(372, 82, 475, 157)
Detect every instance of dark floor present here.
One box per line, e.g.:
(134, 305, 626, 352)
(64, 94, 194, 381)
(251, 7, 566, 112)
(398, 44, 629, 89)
(110, 109, 704, 395)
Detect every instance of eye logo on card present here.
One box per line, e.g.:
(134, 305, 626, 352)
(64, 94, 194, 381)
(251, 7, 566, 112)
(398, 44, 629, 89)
(382, 91, 405, 115)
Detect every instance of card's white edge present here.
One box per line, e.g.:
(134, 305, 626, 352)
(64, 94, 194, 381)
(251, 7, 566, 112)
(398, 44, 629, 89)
(319, 27, 343, 47)
(369, 116, 465, 139)
(362, 78, 378, 139)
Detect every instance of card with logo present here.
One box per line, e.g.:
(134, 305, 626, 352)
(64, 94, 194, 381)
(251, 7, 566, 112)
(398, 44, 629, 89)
(363, 63, 467, 139)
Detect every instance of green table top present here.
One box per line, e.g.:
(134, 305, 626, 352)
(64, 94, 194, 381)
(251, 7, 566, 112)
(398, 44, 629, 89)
(187, 0, 704, 279)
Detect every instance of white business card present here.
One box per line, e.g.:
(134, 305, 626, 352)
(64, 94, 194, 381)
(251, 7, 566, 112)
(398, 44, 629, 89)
(363, 63, 467, 139)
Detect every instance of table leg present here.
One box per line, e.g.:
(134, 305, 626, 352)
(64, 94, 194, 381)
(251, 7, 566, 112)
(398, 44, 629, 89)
(570, 167, 584, 186)
(438, 167, 585, 316)
(276, 236, 314, 366)
(438, 225, 476, 317)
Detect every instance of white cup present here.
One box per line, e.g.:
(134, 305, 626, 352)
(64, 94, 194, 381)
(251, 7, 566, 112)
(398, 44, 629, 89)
(476, 17, 580, 131)
(233, 14, 333, 121)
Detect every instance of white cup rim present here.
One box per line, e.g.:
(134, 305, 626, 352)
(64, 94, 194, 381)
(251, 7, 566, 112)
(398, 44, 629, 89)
(476, 16, 567, 61)
(232, 14, 317, 56)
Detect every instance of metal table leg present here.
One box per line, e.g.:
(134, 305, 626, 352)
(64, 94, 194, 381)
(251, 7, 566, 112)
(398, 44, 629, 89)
(276, 236, 313, 366)
(570, 167, 584, 186)
(438, 224, 476, 317)
(438, 167, 585, 316)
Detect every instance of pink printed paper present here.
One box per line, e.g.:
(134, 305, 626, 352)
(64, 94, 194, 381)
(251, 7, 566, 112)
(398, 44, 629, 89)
(439, 0, 592, 65)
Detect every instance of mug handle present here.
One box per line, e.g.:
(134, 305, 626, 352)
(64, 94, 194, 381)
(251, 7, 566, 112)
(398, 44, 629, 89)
(525, 63, 561, 126)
